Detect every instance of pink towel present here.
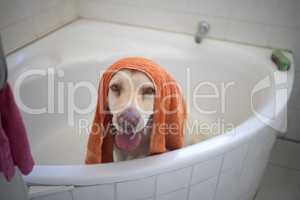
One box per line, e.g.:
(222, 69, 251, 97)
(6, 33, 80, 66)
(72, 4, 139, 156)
(0, 83, 34, 181)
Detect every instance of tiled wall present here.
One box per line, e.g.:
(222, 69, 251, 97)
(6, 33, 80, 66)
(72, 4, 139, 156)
(78, 0, 300, 140)
(27, 130, 277, 200)
(0, 0, 78, 54)
(77, 0, 300, 51)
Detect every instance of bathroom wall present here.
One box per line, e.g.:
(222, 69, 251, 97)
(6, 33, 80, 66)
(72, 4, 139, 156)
(287, 42, 300, 140)
(77, 0, 299, 50)
(0, 0, 78, 54)
(78, 0, 300, 140)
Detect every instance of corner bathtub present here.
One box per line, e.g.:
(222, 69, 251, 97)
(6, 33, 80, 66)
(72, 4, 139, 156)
(7, 20, 294, 200)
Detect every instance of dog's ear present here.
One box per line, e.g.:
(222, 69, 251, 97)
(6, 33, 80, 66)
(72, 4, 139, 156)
(85, 98, 114, 164)
(85, 104, 103, 164)
(165, 89, 186, 150)
(149, 79, 186, 154)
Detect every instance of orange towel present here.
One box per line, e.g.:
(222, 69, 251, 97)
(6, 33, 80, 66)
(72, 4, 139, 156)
(85, 57, 186, 164)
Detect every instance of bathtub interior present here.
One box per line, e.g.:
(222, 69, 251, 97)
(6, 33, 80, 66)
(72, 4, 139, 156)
(15, 59, 274, 165)
(7, 20, 280, 166)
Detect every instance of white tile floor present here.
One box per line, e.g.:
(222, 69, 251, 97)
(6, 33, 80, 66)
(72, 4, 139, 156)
(255, 139, 300, 200)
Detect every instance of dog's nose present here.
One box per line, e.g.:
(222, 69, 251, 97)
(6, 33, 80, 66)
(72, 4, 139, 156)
(117, 108, 140, 132)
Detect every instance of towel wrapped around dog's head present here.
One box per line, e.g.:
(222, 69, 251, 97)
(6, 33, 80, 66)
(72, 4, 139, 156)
(85, 57, 186, 164)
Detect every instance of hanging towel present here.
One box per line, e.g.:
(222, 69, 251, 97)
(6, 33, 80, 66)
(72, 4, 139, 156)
(0, 83, 34, 181)
(0, 114, 15, 181)
(85, 57, 186, 164)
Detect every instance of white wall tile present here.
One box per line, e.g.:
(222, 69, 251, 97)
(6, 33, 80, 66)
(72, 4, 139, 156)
(267, 26, 298, 50)
(29, 0, 62, 14)
(116, 177, 155, 200)
(239, 156, 269, 196)
(59, 0, 78, 24)
(108, 0, 188, 12)
(0, 17, 36, 53)
(190, 156, 222, 185)
(73, 184, 114, 200)
(0, 0, 77, 55)
(222, 144, 248, 173)
(229, 0, 279, 25)
(156, 167, 192, 195)
(78, 1, 190, 34)
(0, 0, 31, 29)
(187, 0, 232, 18)
(141, 0, 188, 12)
(33, 6, 62, 37)
(226, 21, 270, 46)
(274, 0, 300, 28)
(247, 130, 276, 161)
(189, 176, 217, 200)
(157, 188, 188, 200)
(31, 191, 73, 200)
(215, 169, 241, 200)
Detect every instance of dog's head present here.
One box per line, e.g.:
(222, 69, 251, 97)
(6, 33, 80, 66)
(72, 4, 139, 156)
(108, 69, 155, 152)
(86, 57, 186, 164)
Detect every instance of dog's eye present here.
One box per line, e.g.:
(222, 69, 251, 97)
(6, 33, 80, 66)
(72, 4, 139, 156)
(142, 87, 155, 95)
(110, 84, 122, 95)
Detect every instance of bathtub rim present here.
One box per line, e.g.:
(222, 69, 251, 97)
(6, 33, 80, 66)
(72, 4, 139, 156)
(22, 62, 294, 186)
(23, 107, 290, 186)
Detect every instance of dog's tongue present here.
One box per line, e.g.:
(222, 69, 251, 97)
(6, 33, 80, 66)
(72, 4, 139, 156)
(115, 132, 142, 152)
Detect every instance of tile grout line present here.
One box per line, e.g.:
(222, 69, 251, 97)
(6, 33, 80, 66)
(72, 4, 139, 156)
(212, 155, 225, 200)
(114, 182, 117, 200)
(277, 136, 300, 144)
(186, 165, 195, 200)
(236, 143, 252, 199)
(154, 176, 158, 200)
(268, 162, 300, 172)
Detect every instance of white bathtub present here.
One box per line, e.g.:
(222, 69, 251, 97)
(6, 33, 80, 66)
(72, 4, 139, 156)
(7, 20, 294, 200)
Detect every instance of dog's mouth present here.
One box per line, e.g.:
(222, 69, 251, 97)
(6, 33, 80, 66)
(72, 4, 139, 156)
(113, 116, 153, 152)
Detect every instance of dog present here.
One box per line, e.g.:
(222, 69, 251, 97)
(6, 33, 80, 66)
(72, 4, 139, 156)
(86, 57, 198, 164)
(108, 69, 155, 161)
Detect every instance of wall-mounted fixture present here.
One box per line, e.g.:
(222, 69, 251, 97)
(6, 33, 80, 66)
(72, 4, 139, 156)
(195, 21, 210, 44)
